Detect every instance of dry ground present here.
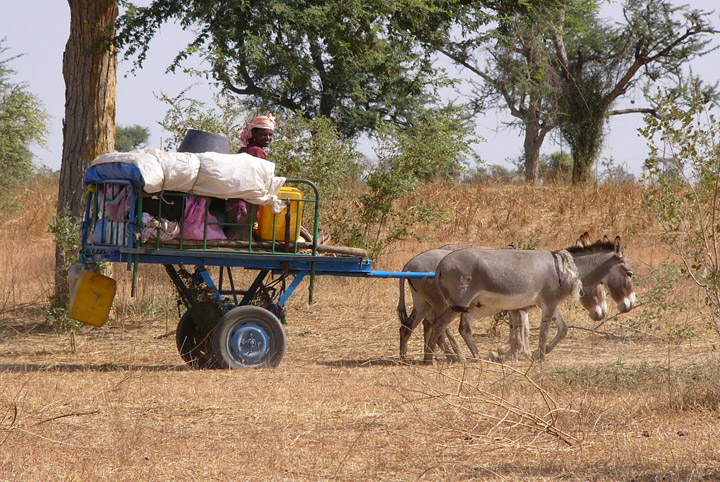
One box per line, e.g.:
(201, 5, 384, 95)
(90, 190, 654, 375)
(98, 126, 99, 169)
(1, 182, 720, 481)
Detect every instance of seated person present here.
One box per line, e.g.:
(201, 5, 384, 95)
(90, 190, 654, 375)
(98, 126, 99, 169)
(237, 114, 329, 245)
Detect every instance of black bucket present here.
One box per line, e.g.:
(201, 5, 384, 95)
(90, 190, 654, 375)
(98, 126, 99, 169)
(177, 129, 231, 154)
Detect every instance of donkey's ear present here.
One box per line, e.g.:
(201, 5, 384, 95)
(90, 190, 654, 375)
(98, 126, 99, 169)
(603, 234, 610, 243)
(581, 232, 591, 244)
(614, 236, 623, 258)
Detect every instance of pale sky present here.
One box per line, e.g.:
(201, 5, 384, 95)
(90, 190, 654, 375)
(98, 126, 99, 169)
(2, 1, 719, 176)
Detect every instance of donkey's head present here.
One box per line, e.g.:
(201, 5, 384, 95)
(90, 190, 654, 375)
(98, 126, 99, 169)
(580, 281, 608, 321)
(574, 233, 635, 318)
(605, 258, 635, 313)
(603, 234, 635, 313)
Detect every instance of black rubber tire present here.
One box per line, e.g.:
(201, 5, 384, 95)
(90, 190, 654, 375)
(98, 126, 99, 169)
(211, 306, 286, 369)
(176, 310, 218, 369)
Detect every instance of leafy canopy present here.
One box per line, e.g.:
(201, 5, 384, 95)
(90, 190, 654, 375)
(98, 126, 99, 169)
(116, 0, 456, 137)
(115, 124, 150, 151)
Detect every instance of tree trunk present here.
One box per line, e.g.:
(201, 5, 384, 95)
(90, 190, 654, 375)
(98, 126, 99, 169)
(571, 153, 589, 183)
(54, 0, 117, 305)
(523, 118, 547, 184)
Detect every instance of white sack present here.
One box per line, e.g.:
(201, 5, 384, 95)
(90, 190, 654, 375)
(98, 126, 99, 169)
(91, 149, 200, 193)
(193, 152, 286, 212)
(90, 149, 286, 212)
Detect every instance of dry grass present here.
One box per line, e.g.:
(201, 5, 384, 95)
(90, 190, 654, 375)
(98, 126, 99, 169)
(2, 180, 720, 481)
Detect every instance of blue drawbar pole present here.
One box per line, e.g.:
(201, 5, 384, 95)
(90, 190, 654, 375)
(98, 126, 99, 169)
(365, 271, 435, 279)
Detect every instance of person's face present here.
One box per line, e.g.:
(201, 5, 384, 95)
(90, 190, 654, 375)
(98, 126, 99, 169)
(252, 128, 274, 148)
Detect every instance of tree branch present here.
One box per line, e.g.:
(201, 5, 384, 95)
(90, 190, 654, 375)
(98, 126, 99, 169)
(607, 107, 657, 116)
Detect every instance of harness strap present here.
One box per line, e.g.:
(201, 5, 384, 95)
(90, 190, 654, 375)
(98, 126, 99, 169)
(553, 251, 563, 287)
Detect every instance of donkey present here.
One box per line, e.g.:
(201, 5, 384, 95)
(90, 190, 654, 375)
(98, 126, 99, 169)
(430, 235, 635, 363)
(398, 238, 617, 363)
(398, 245, 480, 362)
(488, 234, 628, 362)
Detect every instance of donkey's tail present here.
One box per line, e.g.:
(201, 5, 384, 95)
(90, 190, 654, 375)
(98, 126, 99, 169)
(397, 277, 411, 328)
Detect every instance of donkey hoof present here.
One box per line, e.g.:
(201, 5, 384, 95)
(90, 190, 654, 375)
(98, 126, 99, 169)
(489, 351, 504, 363)
(531, 350, 546, 362)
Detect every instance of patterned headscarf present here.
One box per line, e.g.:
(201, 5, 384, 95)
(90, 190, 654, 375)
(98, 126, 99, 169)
(239, 114, 276, 147)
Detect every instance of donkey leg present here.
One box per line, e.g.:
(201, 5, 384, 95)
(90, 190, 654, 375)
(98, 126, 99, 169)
(399, 304, 429, 361)
(544, 310, 568, 354)
(517, 310, 532, 360)
(490, 311, 520, 362)
(431, 317, 459, 362)
(441, 326, 464, 363)
(533, 309, 553, 361)
(425, 310, 456, 364)
(506, 310, 525, 361)
(458, 312, 479, 359)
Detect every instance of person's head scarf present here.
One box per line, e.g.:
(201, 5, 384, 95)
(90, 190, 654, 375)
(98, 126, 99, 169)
(239, 114, 276, 147)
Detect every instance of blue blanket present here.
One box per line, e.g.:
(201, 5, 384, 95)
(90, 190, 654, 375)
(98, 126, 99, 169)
(84, 162, 145, 186)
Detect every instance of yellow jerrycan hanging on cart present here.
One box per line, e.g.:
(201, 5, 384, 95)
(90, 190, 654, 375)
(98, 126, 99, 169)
(68, 265, 117, 327)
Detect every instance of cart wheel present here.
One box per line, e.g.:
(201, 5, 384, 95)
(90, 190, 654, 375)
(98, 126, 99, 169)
(176, 310, 218, 369)
(212, 306, 286, 369)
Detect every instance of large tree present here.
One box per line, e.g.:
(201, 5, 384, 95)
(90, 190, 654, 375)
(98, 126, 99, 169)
(56, 0, 117, 301)
(436, 0, 718, 183)
(116, 0, 455, 138)
(60, 0, 117, 217)
(554, 0, 719, 182)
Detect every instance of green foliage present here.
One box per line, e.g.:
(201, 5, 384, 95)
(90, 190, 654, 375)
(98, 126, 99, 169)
(538, 151, 572, 183)
(46, 208, 83, 339)
(117, 0, 453, 137)
(559, 0, 718, 182)
(115, 124, 150, 151)
(374, 106, 481, 182)
(641, 90, 720, 338)
(270, 114, 364, 199)
(0, 39, 49, 212)
(435, 0, 718, 182)
(333, 108, 477, 258)
(157, 88, 247, 151)
(48, 208, 82, 271)
(45, 307, 82, 340)
(615, 262, 698, 342)
(511, 234, 544, 250)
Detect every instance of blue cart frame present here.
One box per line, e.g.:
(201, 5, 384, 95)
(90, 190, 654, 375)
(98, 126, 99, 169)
(79, 178, 432, 369)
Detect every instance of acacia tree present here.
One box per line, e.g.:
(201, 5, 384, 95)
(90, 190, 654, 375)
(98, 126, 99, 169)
(55, 0, 118, 302)
(435, 0, 718, 183)
(432, 1, 587, 183)
(552, 0, 719, 182)
(116, 0, 455, 138)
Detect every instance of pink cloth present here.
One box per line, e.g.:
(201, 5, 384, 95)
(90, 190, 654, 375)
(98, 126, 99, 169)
(106, 187, 131, 221)
(225, 199, 248, 221)
(239, 114, 276, 147)
(182, 196, 226, 240)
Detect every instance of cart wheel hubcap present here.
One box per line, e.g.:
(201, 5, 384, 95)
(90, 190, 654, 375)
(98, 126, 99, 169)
(227, 321, 271, 365)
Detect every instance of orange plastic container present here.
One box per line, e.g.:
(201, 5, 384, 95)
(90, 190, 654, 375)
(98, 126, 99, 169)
(255, 187, 304, 242)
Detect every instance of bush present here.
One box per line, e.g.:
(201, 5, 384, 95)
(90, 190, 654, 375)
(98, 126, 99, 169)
(0, 40, 49, 212)
(641, 91, 720, 338)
